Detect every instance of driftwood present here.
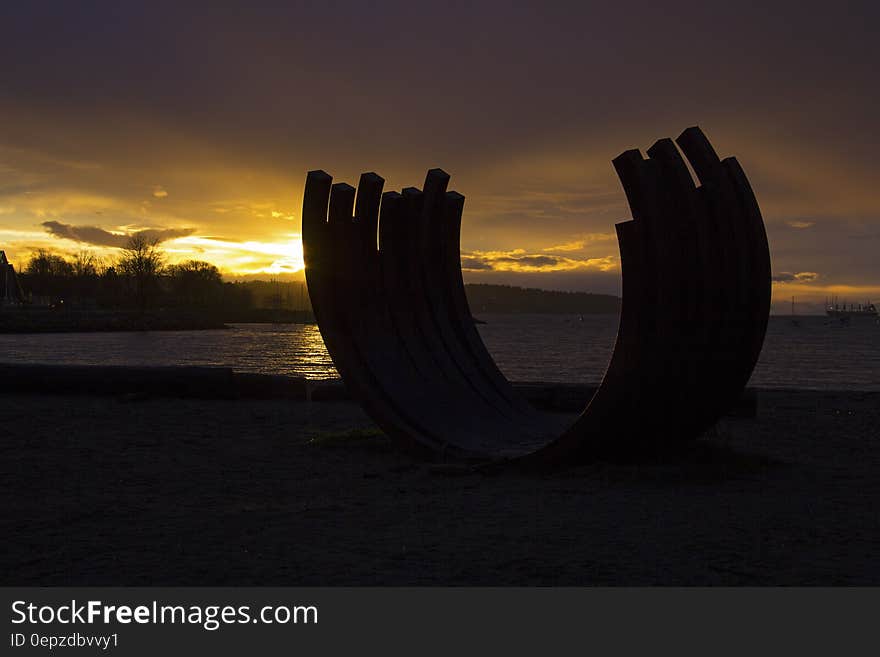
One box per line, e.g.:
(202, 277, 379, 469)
(301, 127, 771, 464)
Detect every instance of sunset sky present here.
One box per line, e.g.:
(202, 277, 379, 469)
(1, 1, 877, 313)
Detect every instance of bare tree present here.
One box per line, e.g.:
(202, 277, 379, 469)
(71, 250, 99, 278)
(117, 234, 165, 311)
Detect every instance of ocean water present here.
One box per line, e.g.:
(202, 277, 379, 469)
(0, 314, 877, 390)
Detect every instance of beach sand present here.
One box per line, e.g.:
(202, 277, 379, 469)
(2, 390, 878, 585)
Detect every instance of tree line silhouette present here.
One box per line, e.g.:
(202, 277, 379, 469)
(19, 235, 253, 313)
(14, 239, 620, 319)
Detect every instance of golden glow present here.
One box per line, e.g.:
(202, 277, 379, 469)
(293, 324, 338, 380)
(772, 281, 880, 314)
(542, 233, 617, 252)
(773, 281, 880, 299)
(0, 108, 876, 300)
(0, 226, 305, 278)
(173, 235, 305, 275)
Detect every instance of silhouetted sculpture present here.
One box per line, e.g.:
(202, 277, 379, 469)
(302, 127, 771, 464)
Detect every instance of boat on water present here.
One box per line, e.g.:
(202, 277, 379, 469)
(825, 296, 878, 322)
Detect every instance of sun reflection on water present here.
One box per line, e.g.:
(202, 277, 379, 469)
(289, 323, 337, 380)
(0, 317, 876, 390)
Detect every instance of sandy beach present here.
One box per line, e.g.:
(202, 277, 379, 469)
(2, 388, 878, 585)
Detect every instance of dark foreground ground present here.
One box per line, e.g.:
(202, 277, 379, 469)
(2, 390, 878, 585)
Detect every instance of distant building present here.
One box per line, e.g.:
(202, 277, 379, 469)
(1, 250, 25, 305)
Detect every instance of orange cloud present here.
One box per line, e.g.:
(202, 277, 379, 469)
(542, 232, 616, 252)
(772, 271, 820, 283)
(461, 249, 616, 273)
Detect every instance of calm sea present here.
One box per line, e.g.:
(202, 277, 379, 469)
(0, 314, 877, 390)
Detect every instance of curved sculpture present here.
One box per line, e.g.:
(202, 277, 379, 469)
(302, 127, 771, 464)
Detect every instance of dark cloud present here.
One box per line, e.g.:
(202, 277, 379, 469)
(459, 256, 493, 271)
(41, 221, 195, 247)
(772, 271, 819, 283)
(460, 250, 616, 273)
(493, 255, 559, 268)
(2, 1, 877, 171)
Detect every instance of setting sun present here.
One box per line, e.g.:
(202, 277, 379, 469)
(170, 235, 305, 277)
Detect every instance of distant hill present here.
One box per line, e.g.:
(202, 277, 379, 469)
(229, 279, 311, 311)
(464, 284, 620, 314)
(222, 280, 621, 315)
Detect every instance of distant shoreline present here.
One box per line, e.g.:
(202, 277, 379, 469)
(0, 307, 316, 333)
(0, 307, 868, 334)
